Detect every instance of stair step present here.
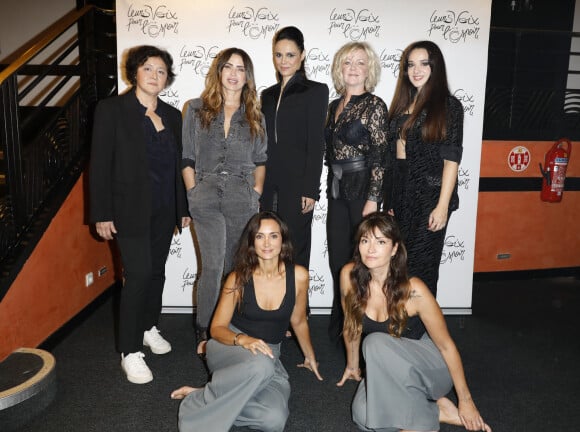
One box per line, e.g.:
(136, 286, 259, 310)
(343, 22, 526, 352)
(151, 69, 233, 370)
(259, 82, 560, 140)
(0, 348, 56, 431)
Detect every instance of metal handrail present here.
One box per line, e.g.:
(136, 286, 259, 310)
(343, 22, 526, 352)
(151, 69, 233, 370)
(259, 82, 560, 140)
(0, 5, 92, 85)
(0, 3, 112, 300)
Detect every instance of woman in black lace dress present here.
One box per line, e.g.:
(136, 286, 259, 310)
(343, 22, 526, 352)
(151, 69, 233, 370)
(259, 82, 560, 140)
(325, 42, 388, 344)
(384, 40, 464, 297)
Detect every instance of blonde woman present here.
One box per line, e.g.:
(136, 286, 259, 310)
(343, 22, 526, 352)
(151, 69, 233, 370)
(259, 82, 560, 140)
(325, 42, 388, 344)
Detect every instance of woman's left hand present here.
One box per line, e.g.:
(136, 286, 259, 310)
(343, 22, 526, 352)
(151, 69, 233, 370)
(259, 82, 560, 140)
(297, 357, 323, 381)
(362, 200, 378, 217)
(301, 197, 316, 214)
(458, 399, 492, 432)
(182, 217, 191, 228)
(428, 205, 448, 232)
(336, 366, 362, 386)
(239, 335, 274, 359)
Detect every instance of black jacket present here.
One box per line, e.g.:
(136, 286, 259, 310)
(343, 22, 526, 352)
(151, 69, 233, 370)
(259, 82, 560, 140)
(261, 73, 329, 200)
(89, 89, 187, 236)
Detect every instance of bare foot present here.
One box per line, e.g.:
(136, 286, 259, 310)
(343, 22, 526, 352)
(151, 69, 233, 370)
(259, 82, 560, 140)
(437, 397, 462, 426)
(170, 386, 200, 400)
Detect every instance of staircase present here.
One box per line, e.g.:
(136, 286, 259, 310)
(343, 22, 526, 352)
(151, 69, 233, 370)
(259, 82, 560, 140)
(0, 3, 116, 429)
(0, 4, 116, 302)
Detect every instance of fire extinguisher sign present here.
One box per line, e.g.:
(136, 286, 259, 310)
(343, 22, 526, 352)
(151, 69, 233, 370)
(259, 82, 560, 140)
(508, 146, 531, 172)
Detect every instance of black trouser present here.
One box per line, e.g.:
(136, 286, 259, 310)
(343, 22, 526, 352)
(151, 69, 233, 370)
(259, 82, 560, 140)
(116, 205, 175, 354)
(326, 197, 366, 343)
(261, 182, 314, 269)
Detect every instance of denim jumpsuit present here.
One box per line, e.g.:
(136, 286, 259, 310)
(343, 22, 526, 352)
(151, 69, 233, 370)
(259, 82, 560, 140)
(182, 99, 267, 331)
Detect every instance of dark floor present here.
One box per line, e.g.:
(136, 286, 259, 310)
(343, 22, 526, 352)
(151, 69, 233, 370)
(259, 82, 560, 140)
(12, 276, 580, 431)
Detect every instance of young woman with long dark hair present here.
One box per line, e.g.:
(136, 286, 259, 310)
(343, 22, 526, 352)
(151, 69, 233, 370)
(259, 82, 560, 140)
(384, 40, 464, 297)
(171, 211, 322, 431)
(337, 212, 491, 432)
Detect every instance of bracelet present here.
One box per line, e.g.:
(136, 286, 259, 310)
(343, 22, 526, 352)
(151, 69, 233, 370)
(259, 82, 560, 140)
(233, 333, 244, 346)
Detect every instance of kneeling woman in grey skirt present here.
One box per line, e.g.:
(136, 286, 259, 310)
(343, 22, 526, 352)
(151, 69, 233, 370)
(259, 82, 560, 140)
(337, 213, 491, 432)
(171, 211, 322, 431)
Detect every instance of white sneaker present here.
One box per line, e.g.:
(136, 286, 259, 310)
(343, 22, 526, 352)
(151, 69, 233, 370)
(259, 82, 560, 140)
(121, 352, 153, 384)
(143, 326, 172, 354)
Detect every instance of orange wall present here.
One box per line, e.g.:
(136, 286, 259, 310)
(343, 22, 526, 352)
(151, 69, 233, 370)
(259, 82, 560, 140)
(0, 172, 116, 361)
(474, 140, 580, 272)
(1, 141, 578, 361)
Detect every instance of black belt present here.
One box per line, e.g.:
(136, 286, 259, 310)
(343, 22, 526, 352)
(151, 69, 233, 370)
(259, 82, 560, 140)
(330, 158, 367, 199)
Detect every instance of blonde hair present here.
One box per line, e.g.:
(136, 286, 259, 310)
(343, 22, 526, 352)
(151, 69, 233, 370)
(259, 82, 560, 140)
(331, 42, 381, 95)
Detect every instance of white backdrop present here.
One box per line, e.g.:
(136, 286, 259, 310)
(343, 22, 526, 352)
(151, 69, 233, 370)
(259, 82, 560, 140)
(115, 0, 491, 313)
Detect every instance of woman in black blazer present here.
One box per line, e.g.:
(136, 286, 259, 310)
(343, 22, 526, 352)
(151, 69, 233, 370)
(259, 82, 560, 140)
(261, 26, 329, 269)
(90, 45, 189, 384)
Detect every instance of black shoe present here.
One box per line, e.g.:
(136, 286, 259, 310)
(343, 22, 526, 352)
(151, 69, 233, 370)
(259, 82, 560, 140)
(195, 328, 208, 360)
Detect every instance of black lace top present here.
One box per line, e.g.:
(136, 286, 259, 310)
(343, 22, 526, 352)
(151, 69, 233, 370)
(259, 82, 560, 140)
(325, 93, 388, 201)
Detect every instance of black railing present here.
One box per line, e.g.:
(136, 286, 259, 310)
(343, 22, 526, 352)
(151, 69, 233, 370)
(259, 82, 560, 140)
(0, 5, 115, 300)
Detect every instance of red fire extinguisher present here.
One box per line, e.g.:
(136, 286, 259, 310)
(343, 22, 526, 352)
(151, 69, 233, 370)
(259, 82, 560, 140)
(539, 138, 572, 202)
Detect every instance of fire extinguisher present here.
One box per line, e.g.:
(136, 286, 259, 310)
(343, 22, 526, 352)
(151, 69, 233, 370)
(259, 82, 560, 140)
(539, 138, 572, 202)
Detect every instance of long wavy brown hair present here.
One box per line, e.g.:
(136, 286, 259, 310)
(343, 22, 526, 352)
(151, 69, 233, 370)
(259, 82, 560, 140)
(343, 212, 410, 340)
(389, 40, 450, 143)
(198, 47, 264, 138)
(228, 211, 294, 308)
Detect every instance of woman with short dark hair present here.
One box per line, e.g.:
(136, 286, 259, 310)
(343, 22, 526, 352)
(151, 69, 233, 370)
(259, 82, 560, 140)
(90, 45, 189, 384)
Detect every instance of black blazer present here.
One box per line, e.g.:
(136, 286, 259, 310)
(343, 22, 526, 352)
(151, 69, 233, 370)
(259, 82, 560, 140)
(261, 73, 329, 200)
(89, 89, 187, 236)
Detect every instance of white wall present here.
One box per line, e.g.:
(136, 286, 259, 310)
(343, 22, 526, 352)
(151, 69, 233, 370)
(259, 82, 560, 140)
(115, 0, 492, 313)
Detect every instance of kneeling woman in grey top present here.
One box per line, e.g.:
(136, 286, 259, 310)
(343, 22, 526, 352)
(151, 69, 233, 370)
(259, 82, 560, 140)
(337, 212, 491, 432)
(171, 211, 322, 432)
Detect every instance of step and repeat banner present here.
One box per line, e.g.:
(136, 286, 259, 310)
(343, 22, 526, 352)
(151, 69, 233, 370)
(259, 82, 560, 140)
(115, 0, 491, 313)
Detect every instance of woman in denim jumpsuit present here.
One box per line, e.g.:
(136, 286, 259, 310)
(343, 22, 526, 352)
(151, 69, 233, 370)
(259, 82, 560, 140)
(182, 48, 267, 356)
